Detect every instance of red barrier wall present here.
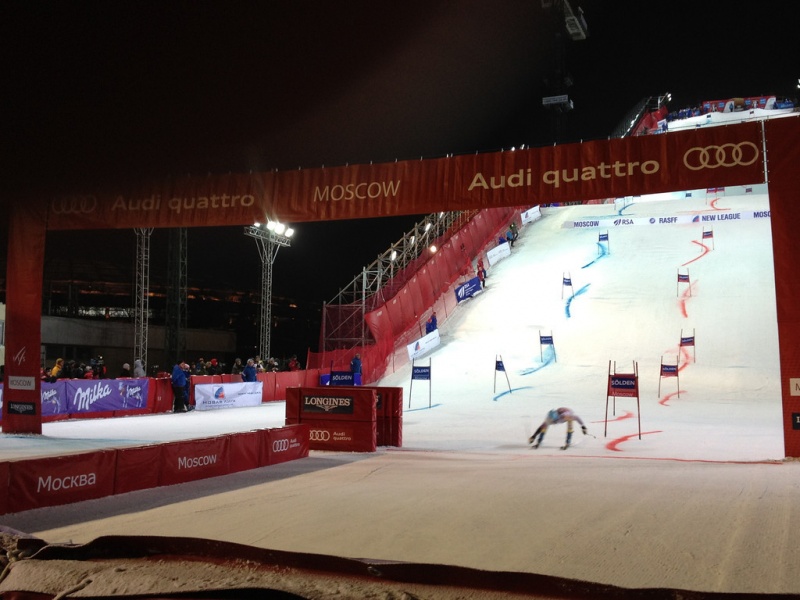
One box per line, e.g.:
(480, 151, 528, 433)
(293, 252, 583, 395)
(114, 445, 163, 494)
(286, 386, 401, 450)
(8, 450, 117, 513)
(285, 387, 301, 424)
(275, 371, 304, 402)
(259, 371, 277, 402)
(1, 424, 311, 514)
(228, 430, 261, 473)
(153, 377, 174, 413)
(263, 424, 310, 465)
(159, 436, 231, 486)
(0, 462, 9, 515)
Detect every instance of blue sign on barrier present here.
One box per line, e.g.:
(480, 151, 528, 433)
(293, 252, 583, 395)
(455, 276, 483, 304)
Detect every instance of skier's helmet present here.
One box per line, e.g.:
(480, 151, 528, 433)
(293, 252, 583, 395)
(548, 409, 560, 422)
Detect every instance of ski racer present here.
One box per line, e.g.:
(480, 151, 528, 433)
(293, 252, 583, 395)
(529, 407, 587, 449)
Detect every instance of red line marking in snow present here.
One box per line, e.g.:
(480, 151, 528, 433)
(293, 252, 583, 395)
(659, 391, 686, 406)
(678, 346, 693, 370)
(676, 198, 729, 215)
(592, 411, 634, 424)
(677, 282, 696, 318)
(682, 240, 710, 266)
(606, 430, 661, 451)
(558, 454, 782, 465)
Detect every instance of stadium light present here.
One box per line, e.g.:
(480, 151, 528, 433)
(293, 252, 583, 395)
(244, 220, 294, 360)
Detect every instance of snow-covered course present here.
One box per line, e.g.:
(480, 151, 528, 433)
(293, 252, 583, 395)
(4, 186, 800, 596)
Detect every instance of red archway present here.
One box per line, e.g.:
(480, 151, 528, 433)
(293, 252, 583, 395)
(5, 118, 800, 455)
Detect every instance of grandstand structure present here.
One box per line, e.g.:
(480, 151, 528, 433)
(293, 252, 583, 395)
(319, 210, 477, 350)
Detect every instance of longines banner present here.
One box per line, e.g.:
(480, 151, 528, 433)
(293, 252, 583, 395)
(44, 122, 765, 231)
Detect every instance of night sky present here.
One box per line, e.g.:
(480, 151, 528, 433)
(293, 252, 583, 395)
(4, 1, 796, 304)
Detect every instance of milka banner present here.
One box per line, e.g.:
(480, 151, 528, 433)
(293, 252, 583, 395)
(68, 378, 150, 413)
(0, 379, 149, 420)
(407, 329, 441, 361)
(44, 122, 764, 231)
(194, 381, 263, 411)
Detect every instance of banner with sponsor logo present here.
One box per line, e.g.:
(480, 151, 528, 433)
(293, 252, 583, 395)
(8, 450, 117, 513)
(193, 381, 263, 410)
(44, 122, 765, 232)
(455, 276, 483, 304)
(159, 436, 231, 486)
(300, 386, 376, 422)
(304, 419, 377, 452)
(263, 424, 310, 465)
(520, 205, 542, 225)
(66, 378, 150, 414)
(40, 381, 68, 416)
(486, 239, 511, 266)
(407, 329, 441, 361)
(605, 361, 642, 439)
(0, 379, 150, 421)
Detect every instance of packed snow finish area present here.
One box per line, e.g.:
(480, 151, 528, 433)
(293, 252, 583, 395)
(4, 188, 800, 596)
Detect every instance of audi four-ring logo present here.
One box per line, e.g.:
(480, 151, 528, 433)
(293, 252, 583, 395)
(309, 430, 331, 441)
(272, 439, 289, 452)
(50, 195, 98, 214)
(683, 142, 759, 171)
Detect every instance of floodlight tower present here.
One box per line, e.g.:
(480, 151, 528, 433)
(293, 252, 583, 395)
(244, 221, 294, 360)
(541, 0, 588, 142)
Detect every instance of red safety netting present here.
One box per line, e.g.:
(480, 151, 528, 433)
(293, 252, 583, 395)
(307, 206, 521, 382)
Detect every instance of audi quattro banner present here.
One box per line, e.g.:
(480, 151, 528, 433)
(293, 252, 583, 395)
(43, 122, 764, 232)
(263, 424, 310, 466)
(305, 420, 377, 452)
(193, 381, 263, 410)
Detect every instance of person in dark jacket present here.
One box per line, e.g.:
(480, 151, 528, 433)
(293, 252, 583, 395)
(350, 353, 362, 375)
(425, 312, 438, 334)
(241, 358, 258, 382)
(171, 361, 189, 412)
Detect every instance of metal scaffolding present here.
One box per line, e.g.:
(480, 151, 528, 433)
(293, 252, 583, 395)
(322, 211, 474, 350)
(244, 223, 293, 360)
(164, 228, 187, 367)
(133, 227, 153, 372)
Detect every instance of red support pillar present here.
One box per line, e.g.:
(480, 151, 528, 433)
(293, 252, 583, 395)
(3, 201, 47, 433)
